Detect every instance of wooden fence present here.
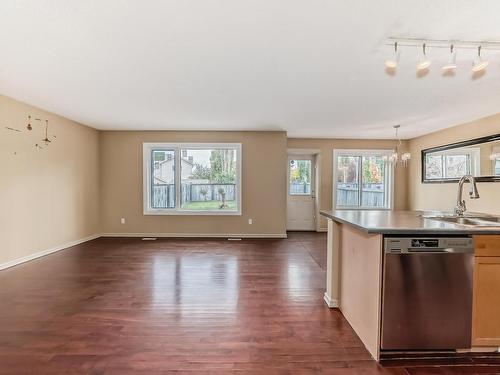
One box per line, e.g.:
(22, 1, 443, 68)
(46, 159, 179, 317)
(289, 182, 311, 194)
(153, 184, 175, 208)
(153, 183, 236, 208)
(152, 182, 384, 208)
(336, 185, 385, 207)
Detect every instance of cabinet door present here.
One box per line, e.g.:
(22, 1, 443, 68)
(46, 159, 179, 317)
(475, 235, 500, 256)
(472, 256, 500, 346)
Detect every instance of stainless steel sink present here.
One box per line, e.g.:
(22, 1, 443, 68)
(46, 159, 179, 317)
(421, 214, 500, 227)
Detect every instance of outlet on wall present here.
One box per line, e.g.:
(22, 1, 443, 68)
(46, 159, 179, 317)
(248, 218, 253, 225)
(120, 218, 126, 224)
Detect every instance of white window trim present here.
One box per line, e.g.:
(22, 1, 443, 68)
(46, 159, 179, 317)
(333, 149, 395, 210)
(143, 142, 242, 215)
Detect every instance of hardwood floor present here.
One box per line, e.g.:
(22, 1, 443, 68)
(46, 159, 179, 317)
(0, 233, 498, 374)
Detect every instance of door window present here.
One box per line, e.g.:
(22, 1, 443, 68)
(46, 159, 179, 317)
(289, 159, 312, 195)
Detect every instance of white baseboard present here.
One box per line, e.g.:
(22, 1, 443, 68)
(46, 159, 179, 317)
(324, 292, 339, 308)
(0, 234, 101, 271)
(100, 232, 288, 239)
(317, 228, 327, 232)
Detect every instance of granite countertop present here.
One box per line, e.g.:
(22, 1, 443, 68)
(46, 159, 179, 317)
(320, 210, 500, 235)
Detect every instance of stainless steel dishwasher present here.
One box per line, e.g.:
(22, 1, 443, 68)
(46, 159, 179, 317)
(381, 236, 474, 351)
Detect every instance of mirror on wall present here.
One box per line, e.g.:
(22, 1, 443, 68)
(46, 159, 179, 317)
(422, 134, 500, 183)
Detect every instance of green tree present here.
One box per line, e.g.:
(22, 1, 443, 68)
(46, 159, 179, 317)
(191, 163, 211, 180)
(210, 150, 236, 183)
(337, 157, 358, 183)
(297, 161, 310, 183)
(200, 187, 208, 201)
(363, 158, 383, 184)
(290, 160, 310, 183)
(218, 187, 228, 208)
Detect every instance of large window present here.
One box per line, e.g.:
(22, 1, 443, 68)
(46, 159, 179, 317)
(333, 150, 394, 210)
(144, 143, 241, 215)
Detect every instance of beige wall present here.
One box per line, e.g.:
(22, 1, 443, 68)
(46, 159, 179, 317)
(0, 95, 100, 266)
(408, 113, 500, 215)
(4, 93, 500, 265)
(287, 138, 409, 229)
(99, 131, 287, 236)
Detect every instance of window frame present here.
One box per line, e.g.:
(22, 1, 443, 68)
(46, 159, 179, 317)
(333, 149, 395, 210)
(143, 142, 242, 216)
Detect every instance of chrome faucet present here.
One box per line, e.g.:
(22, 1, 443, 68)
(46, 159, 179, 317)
(454, 175, 480, 216)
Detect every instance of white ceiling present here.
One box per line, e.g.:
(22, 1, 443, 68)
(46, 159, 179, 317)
(1, 1, 500, 139)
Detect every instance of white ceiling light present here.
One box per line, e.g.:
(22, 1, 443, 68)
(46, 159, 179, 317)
(472, 45, 489, 72)
(442, 44, 457, 71)
(385, 42, 399, 69)
(416, 43, 431, 70)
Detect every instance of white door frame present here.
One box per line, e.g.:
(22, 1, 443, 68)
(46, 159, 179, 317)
(286, 149, 321, 231)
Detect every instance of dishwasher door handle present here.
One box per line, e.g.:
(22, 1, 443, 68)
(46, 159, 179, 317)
(406, 247, 474, 254)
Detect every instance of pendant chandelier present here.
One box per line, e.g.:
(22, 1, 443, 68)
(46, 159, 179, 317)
(384, 125, 411, 167)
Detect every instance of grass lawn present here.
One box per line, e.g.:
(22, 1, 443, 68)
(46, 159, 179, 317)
(182, 200, 236, 210)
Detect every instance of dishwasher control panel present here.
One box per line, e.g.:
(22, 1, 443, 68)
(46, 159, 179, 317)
(411, 238, 439, 248)
(385, 237, 474, 253)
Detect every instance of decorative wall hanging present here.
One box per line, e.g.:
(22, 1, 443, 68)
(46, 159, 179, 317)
(3, 114, 57, 154)
(5, 126, 21, 132)
(42, 120, 51, 144)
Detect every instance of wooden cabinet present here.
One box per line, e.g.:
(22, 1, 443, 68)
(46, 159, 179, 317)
(472, 235, 500, 346)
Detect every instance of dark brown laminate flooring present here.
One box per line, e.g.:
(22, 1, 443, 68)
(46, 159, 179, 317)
(0, 232, 498, 374)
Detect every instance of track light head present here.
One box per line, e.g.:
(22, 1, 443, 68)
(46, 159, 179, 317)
(442, 44, 457, 71)
(416, 43, 431, 70)
(385, 42, 399, 69)
(472, 45, 489, 72)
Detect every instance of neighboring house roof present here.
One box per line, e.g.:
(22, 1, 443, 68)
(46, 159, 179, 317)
(157, 157, 194, 167)
(154, 176, 169, 184)
(182, 157, 194, 166)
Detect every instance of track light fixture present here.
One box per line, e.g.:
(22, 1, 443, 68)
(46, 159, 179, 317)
(384, 38, 499, 75)
(385, 42, 399, 69)
(416, 43, 431, 70)
(472, 45, 489, 72)
(442, 44, 457, 71)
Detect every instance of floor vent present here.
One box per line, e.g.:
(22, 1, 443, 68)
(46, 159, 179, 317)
(142, 237, 158, 241)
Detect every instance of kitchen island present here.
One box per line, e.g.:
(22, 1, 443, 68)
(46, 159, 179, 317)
(320, 210, 500, 360)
